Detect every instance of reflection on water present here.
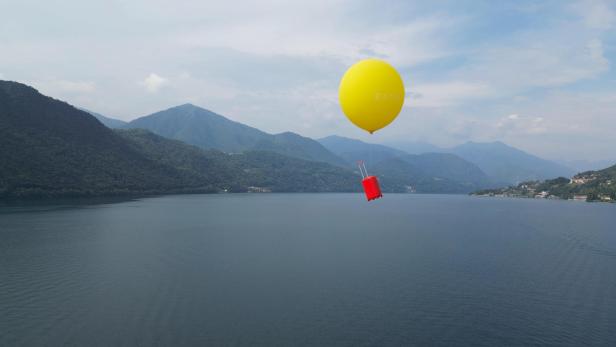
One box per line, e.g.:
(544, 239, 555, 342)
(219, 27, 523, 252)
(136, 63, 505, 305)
(1, 194, 615, 346)
(0, 196, 138, 214)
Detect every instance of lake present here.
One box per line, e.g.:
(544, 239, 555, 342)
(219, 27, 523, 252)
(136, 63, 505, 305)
(1, 194, 615, 346)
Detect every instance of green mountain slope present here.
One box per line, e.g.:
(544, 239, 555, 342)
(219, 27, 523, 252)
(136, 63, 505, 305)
(117, 129, 359, 193)
(0, 81, 359, 198)
(125, 104, 345, 166)
(0, 81, 203, 197)
(473, 164, 616, 202)
(227, 151, 359, 193)
(574, 165, 616, 201)
(253, 132, 347, 167)
(126, 104, 268, 152)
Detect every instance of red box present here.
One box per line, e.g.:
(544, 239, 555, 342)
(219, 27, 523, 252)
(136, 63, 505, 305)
(362, 176, 383, 201)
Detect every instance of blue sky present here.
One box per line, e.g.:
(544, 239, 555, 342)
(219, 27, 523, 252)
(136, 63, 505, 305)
(1, 0, 614, 161)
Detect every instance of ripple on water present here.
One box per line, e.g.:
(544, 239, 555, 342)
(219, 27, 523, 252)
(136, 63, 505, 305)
(1, 194, 615, 346)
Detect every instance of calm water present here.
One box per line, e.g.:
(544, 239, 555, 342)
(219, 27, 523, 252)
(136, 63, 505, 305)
(1, 194, 615, 346)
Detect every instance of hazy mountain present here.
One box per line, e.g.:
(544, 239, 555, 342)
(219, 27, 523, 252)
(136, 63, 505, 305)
(383, 139, 574, 185)
(319, 135, 492, 192)
(373, 153, 491, 193)
(253, 132, 347, 167)
(318, 135, 407, 165)
(126, 104, 345, 166)
(400, 153, 490, 188)
(447, 141, 575, 185)
(0, 81, 359, 198)
(382, 140, 443, 154)
(81, 109, 127, 128)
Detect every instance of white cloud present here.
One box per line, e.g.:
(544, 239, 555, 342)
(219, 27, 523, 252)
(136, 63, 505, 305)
(588, 38, 609, 66)
(346, 17, 461, 67)
(2, 0, 615, 161)
(571, 0, 615, 30)
(455, 35, 610, 97)
(410, 81, 494, 108)
(174, 4, 457, 68)
(141, 73, 168, 93)
(408, 90, 616, 160)
(495, 113, 547, 135)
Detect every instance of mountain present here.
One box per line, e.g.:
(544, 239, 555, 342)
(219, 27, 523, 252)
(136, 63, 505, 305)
(125, 104, 346, 167)
(253, 132, 347, 167)
(570, 165, 616, 201)
(126, 104, 268, 152)
(0, 81, 359, 198)
(81, 109, 127, 128)
(318, 135, 407, 164)
(400, 153, 490, 188)
(319, 135, 492, 192)
(447, 141, 575, 185)
(0, 80, 200, 197)
(374, 158, 483, 194)
(373, 153, 491, 193)
(473, 164, 616, 202)
(384, 139, 576, 185)
(382, 140, 443, 154)
(117, 129, 359, 193)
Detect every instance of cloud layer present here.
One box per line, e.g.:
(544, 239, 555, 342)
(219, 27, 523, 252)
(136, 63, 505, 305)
(0, 0, 614, 161)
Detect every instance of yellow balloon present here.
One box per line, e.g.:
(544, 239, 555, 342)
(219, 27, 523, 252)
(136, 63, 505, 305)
(338, 59, 405, 134)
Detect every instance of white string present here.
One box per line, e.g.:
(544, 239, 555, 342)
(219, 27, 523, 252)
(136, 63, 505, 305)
(357, 161, 367, 178)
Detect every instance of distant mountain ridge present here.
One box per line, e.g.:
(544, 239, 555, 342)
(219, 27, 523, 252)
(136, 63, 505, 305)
(447, 141, 575, 185)
(127, 104, 267, 152)
(319, 135, 492, 192)
(381, 139, 575, 185)
(318, 135, 407, 164)
(252, 132, 346, 167)
(90, 104, 574, 189)
(125, 104, 346, 167)
(382, 140, 442, 155)
(80, 109, 127, 128)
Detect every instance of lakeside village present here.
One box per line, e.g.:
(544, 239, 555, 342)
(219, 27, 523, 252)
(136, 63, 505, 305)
(473, 171, 615, 203)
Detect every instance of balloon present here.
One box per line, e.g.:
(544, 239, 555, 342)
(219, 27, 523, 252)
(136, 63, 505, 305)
(338, 59, 405, 134)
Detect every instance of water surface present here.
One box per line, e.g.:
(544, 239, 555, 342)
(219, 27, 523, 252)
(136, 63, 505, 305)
(1, 194, 615, 346)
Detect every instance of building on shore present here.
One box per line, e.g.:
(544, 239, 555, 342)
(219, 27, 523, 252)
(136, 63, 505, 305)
(572, 195, 588, 201)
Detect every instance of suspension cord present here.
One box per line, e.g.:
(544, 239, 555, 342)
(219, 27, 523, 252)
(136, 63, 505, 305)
(357, 160, 367, 178)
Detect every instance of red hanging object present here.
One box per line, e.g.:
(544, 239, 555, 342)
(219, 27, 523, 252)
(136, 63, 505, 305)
(362, 176, 383, 201)
(358, 161, 383, 201)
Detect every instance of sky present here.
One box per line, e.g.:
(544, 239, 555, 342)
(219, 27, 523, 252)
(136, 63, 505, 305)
(1, 0, 615, 162)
